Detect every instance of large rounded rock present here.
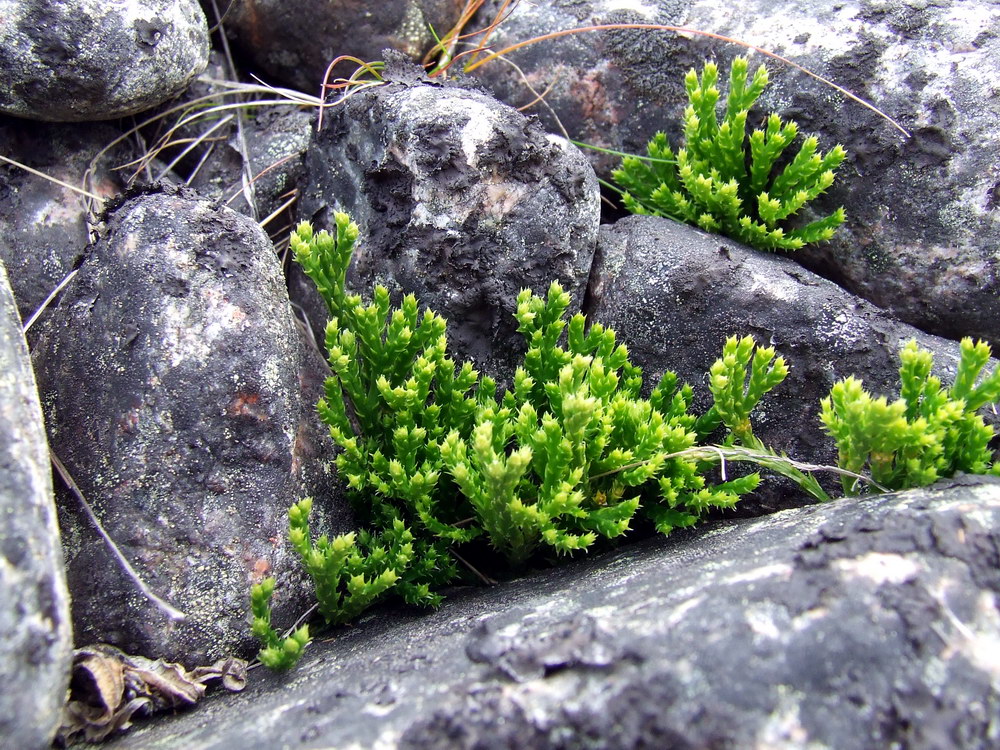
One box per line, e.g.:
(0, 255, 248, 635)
(31, 184, 350, 665)
(224, 0, 464, 93)
(0, 0, 210, 121)
(0, 260, 73, 750)
(588, 215, 989, 512)
(472, 0, 1000, 350)
(0, 116, 134, 324)
(94, 478, 1000, 749)
(299, 59, 601, 383)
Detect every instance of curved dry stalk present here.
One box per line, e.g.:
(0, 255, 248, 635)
(589, 443, 886, 495)
(152, 113, 233, 182)
(0, 154, 103, 201)
(460, 23, 910, 138)
(493, 55, 570, 139)
(50, 451, 187, 622)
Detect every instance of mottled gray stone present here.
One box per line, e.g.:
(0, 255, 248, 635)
(588, 215, 992, 512)
(473, 0, 1000, 350)
(469, 0, 694, 177)
(0, 260, 72, 750)
(31, 184, 350, 666)
(102, 478, 1000, 749)
(299, 59, 601, 384)
(0, 0, 209, 121)
(223, 0, 463, 93)
(0, 115, 135, 324)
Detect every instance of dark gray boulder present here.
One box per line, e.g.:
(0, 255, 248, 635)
(0, 116, 135, 324)
(102, 477, 1000, 749)
(31, 184, 350, 666)
(299, 61, 601, 384)
(472, 0, 1000, 351)
(0, 260, 73, 750)
(0, 0, 209, 121)
(588, 215, 990, 512)
(223, 0, 464, 93)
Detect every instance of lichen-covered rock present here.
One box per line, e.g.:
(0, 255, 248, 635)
(473, 0, 1000, 350)
(0, 116, 134, 323)
(0, 0, 209, 121)
(223, 0, 463, 93)
(31, 184, 350, 666)
(0, 260, 72, 750)
(100, 477, 1000, 749)
(299, 60, 601, 383)
(588, 215, 988, 512)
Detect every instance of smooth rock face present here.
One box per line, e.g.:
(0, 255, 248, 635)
(0, 116, 134, 323)
(473, 0, 1000, 350)
(224, 0, 463, 92)
(300, 61, 601, 383)
(102, 478, 1000, 749)
(31, 184, 350, 665)
(589, 215, 986, 511)
(0, 261, 72, 750)
(0, 0, 210, 121)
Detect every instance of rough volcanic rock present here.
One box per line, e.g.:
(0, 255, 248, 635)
(0, 260, 73, 750)
(588, 215, 991, 512)
(31, 184, 350, 665)
(0, 116, 134, 324)
(473, 0, 1000, 350)
(0, 0, 210, 121)
(299, 60, 601, 383)
(223, 0, 464, 93)
(103, 477, 1000, 749)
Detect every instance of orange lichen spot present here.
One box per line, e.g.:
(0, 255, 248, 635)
(228, 391, 268, 421)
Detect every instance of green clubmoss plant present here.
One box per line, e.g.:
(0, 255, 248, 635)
(250, 578, 310, 670)
(612, 56, 847, 251)
(699, 336, 831, 501)
(821, 338, 1000, 495)
(254, 212, 811, 668)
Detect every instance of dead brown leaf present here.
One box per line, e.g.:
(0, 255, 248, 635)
(59, 644, 247, 743)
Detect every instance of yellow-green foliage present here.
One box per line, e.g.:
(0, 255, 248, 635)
(613, 57, 847, 251)
(252, 214, 801, 669)
(821, 338, 1000, 494)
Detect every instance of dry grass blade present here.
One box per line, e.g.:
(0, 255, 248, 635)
(152, 113, 233, 182)
(50, 451, 187, 622)
(22, 268, 78, 334)
(0, 154, 104, 201)
(258, 191, 298, 229)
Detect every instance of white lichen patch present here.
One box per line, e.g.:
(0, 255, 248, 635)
(934, 590, 1000, 690)
(158, 289, 247, 368)
(403, 89, 502, 172)
(755, 688, 826, 750)
(725, 562, 794, 587)
(745, 603, 785, 641)
(834, 552, 921, 585)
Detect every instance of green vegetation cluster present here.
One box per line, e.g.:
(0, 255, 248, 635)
(612, 57, 847, 251)
(252, 213, 1000, 670)
(251, 214, 799, 667)
(250, 58, 1000, 670)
